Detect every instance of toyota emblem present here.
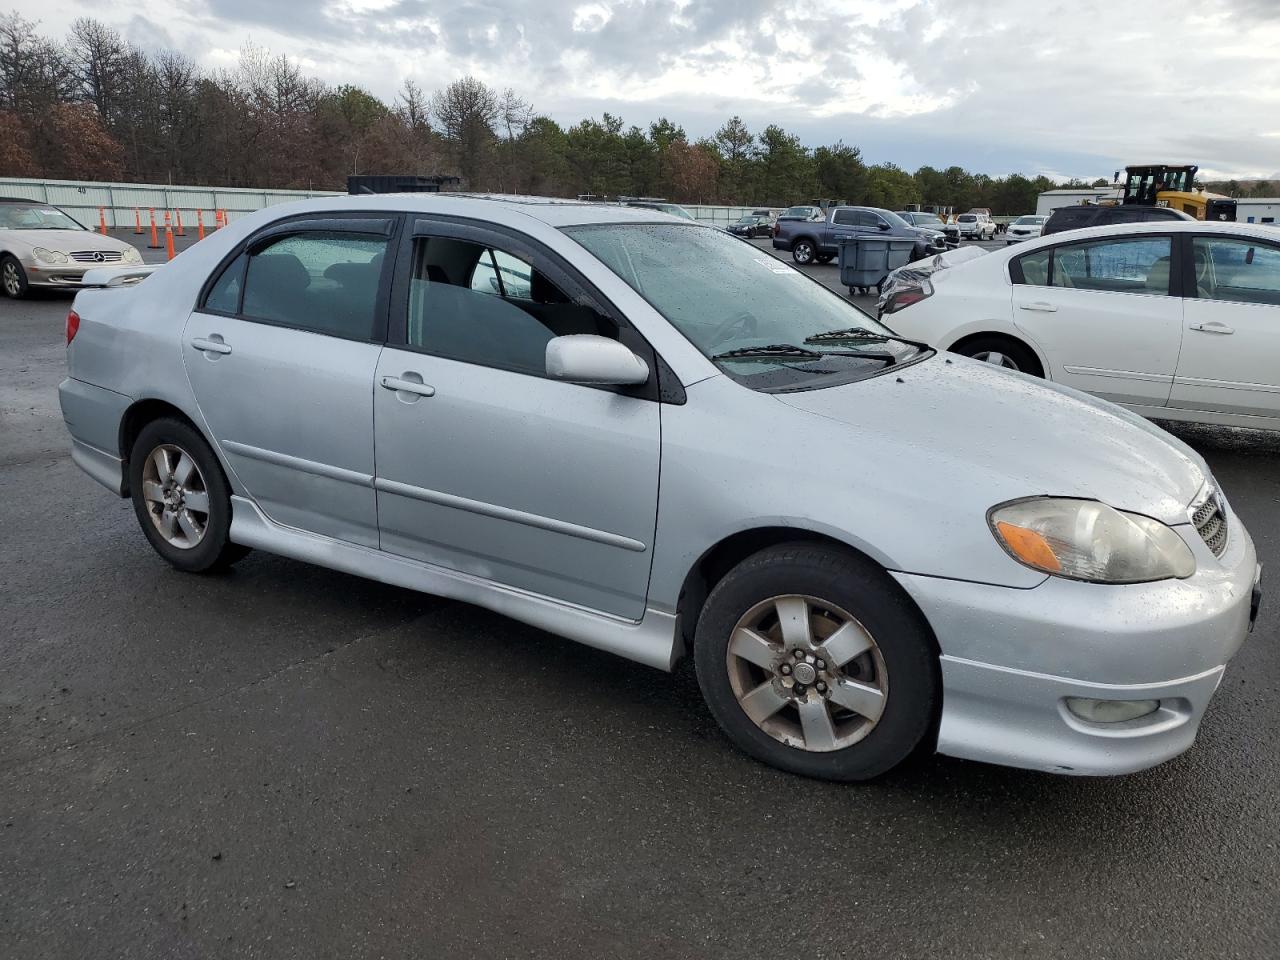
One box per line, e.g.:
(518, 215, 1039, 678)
(93, 251, 105, 263)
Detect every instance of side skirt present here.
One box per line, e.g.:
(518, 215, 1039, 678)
(229, 496, 681, 672)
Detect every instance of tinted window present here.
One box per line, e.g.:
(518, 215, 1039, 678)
(1193, 237, 1280, 305)
(1015, 249, 1052, 286)
(204, 253, 246, 313)
(852, 211, 884, 228)
(1053, 237, 1172, 294)
(240, 233, 388, 339)
(408, 237, 617, 376)
(832, 209, 856, 225)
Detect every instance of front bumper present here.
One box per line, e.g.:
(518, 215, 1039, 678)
(893, 506, 1259, 775)
(25, 259, 140, 287)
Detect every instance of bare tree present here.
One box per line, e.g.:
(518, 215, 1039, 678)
(430, 75, 498, 188)
(67, 18, 127, 120)
(495, 87, 533, 192)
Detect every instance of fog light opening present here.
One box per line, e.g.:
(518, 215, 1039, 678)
(1065, 697, 1160, 724)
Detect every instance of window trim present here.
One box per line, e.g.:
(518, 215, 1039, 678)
(386, 214, 673, 402)
(1011, 233, 1179, 297)
(1182, 232, 1280, 306)
(195, 211, 403, 344)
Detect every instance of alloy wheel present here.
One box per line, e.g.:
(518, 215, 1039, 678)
(2, 261, 19, 296)
(140, 443, 211, 549)
(725, 594, 888, 752)
(972, 350, 1020, 370)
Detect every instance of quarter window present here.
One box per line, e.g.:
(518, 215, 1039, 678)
(204, 253, 246, 313)
(239, 233, 389, 339)
(408, 237, 617, 376)
(1192, 237, 1280, 306)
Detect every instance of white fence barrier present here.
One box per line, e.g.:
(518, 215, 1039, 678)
(0, 176, 775, 228)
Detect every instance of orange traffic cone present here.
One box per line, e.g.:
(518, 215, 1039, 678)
(165, 218, 175, 262)
(174, 210, 186, 237)
(133, 208, 144, 235)
(147, 209, 161, 249)
(196, 209, 206, 241)
(98, 207, 108, 235)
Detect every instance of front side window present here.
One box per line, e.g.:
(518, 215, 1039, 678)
(1193, 237, 1280, 305)
(564, 222, 924, 392)
(408, 236, 617, 377)
(852, 211, 884, 228)
(239, 233, 388, 339)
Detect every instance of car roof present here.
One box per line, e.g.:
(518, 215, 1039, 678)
(1003, 218, 1280, 252)
(253, 192, 699, 228)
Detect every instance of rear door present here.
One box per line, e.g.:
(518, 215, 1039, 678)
(182, 215, 397, 547)
(1169, 234, 1280, 421)
(371, 218, 661, 620)
(1009, 233, 1183, 406)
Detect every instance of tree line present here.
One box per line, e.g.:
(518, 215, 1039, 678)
(8, 12, 1258, 214)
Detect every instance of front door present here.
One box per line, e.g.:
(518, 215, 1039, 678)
(1010, 233, 1183, 406)
(182, 216, 397, 547)
(373, 221, 661, 620)
(1170, 234, 1280, 421)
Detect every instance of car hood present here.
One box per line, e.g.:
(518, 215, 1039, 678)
(0, 230, 134, 252)
(906, 226, 943, 239)
(774, 354, 1207, 526)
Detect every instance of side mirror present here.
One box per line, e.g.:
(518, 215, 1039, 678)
(878, 222, 891, 230)
(546, 335, 650, 386)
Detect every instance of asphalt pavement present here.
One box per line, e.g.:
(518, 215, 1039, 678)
(1, 230, 1277, 959)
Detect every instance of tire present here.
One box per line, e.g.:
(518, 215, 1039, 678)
(1, 254, 29, 299)
(951, 336, 1041, 375)
(128, 417, 252, 573)
(694, 543, 939, 781)
(791, 240, 816, 265)
(815, 253, 834, 264)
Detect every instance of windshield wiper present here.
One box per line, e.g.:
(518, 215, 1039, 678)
(804, 326, 891, 344)
(712, 343, 824, 361)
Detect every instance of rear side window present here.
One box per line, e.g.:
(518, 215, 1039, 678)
(832, 209, 856, 225)
(240, 233, 389, 340)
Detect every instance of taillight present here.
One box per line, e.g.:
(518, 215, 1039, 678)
(66, 309, 80, 344)
(881, 285, 932, 315)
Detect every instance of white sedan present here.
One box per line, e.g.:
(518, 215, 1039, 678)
(882, 221, 1280, 431)
(1005, 215, 1048, 243)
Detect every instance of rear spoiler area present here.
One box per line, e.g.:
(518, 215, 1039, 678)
(79, 264, 160, 288)
(877, 246, 986, 314)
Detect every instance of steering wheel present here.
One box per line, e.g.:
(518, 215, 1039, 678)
(708, 311, 759, 349)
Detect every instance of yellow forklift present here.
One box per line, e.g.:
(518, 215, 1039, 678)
(1116, 164, 1236, 222)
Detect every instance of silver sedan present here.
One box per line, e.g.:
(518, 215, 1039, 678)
(58, 194, 1261, 781)
(0, 199, 144, 297)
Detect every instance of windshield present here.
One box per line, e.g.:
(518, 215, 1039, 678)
(735, 215, 755, 224)
(0, 204, 86, 231)
(878, 209, 911, 228)
(781, 206, 816, 219)
(915, 214, 943, 226)
(1014, 216, 1045, 225)
(563, 223, 925, 391)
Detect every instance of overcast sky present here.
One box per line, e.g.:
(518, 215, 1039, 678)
(29, 0, 1280, 180)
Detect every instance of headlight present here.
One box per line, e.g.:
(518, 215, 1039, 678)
(122, 247, 142, 264)
(989, 497, 1195, 583)
(33, 247, 69, 264)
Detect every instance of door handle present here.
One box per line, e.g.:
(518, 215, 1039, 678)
(190, 336, 232, 355)
(1190, 322, 1234, 335)
(380, 374, 436, 398)
(1018, 302, 1058, 313)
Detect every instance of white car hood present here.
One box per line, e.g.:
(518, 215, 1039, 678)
(776, 354, 1206, 525)
(0, 230, 133, 252)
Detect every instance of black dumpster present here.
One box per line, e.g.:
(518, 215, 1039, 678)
(839, 237, 917, 295)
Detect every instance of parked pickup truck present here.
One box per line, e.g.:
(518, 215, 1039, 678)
(772, 205, 948, 265)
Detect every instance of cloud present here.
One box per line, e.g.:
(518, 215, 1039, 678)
(39, 0, 1280, 179)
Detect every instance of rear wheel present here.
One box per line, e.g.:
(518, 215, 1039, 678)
(1, 255, 29, 299)
(815, 253, 834, 264)
(951, 336, 1041, 375)
(792, 240, 816, 265)
(694, 543, 939, 781)
(128, 418, 251, 573)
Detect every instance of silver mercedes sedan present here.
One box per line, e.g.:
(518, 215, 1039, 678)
(58, 194, 1261, 781)
(0, 198, 144, 297)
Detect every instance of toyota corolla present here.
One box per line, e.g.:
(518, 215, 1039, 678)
(58, 194, 1261, 781)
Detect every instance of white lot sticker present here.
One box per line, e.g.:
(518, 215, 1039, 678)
(753, 256, 797, 275)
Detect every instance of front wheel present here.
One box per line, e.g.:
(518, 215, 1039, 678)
(128, 418, 252, 573)
(1, 255, 29, 299)
(791, 240, 816, 265)
(694, 543, 939, 781)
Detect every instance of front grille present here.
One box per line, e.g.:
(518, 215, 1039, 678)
(69, 250, 123, 263)
(1191, 488, 1229, 558)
